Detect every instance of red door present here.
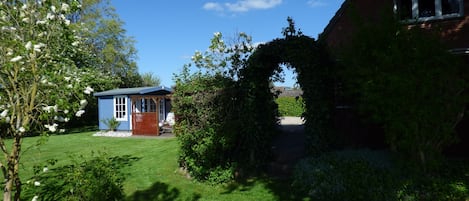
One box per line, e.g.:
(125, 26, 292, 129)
(132, 112, 159, 135)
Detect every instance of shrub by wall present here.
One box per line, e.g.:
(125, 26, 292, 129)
(292, 149, 397, 201)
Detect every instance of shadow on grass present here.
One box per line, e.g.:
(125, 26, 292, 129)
(126, 181, 201, 201)
(62, 125, 99, 134)
(223, 177, 308, 201)
(222, 122, 308, 200)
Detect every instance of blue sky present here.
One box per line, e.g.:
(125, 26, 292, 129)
(112, 0, 344, 87)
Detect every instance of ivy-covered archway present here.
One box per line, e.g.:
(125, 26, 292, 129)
(239, 32, 336, 156)
(172, 21, 338, 182)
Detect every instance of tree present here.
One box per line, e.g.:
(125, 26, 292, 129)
(0, 1, 95, 200)
(73, 0, 142, 87)
(140, 72, 161, 86)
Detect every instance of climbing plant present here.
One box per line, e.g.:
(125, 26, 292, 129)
(173, 18, 337, 182)
(339, 15, 467, 171)
(238, 17, 336, 155)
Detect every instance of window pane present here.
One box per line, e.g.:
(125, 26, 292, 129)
(114, 96, 127, 120)
(397, 0, 413, 20)
(419, 0, 435, 17)
(442, 0, 460, 14)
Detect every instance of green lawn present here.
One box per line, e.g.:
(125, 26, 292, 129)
(17, 132, 301, 201)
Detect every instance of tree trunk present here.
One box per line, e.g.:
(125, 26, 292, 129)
(3, 184, 12, 201)
(3, 136, 22, 201)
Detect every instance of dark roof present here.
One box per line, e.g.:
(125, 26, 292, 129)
(93, 86, 172, 97)
(320, 0, 350, 41)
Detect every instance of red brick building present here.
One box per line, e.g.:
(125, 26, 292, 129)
(323, 0, 469, 61)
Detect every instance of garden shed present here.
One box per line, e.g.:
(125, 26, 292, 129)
(93, 86, 172, 136)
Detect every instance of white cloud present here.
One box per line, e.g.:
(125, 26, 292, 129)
(203, 2, 224, 12)
(307, 0, 326, 7)
(203, 0, 282, 13)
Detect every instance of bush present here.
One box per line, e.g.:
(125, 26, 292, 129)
(22, 153, 137, 201)
(292, 149, 398, 201)
(275, 96, 304, 117)
(101, 117, 121, 131)
(396, 160, 469, 201)
(339, 13, 467, 171)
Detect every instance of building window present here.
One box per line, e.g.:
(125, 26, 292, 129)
(114, 96, 127, 121)
(395, 0, 463, 21)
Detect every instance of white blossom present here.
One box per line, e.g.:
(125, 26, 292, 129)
(64, 76, 71, 81)
(71, 41, 79, 46)
(59, 129, 65, 133)
(46, 12, 55, 20)
(80, 99, 88, 107)
(64, 19, 70, 26)
(6, 49, 13, 56)
(67, 84, 73, 88)
(42, 105, 57, 113)
(83, 86, 94, 94)
(64, 109, 69, 114)
(75, 110, 85, 117)
(34, 181, 41, 186)
(51, 5, 56, 13)
(10, 56, 23, 62)
(36, 20, 46, 25)
(25, 41, 32, 50)
(22, 17, 29, 23)
(43, 167, 48, 172)
(18, 127, 26, 133)
(32, 195, 39, 201)
(44, 123, 58, 132)
(21, 4, 27, 10)
(61, 3, 69, 12)
(0, 110, 8, 118)
(34, 43, 45, 52)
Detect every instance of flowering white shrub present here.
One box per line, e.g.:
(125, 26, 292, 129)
(0, 0, 96, 200)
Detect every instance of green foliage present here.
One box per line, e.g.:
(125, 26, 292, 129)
(339, 15, 468, 171)
(173, 65, 239, 183)
(173, 32, 267, 182)
(292, 150, 469, 201)
(292, 149, 398, 201)
(394, 159, 469, 201)
(0, 1, 100, 199)
(140, 72, 161, 87)
(240, 18, 336, 155)
(76, 0, 142, 88)
(101, 117, 121, 131)
(22, 153, 133, 201)
(174, 19, 338, 183)
(275, 96, 304, 117)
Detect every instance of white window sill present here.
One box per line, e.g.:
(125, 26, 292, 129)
(401, 13, 463, 24)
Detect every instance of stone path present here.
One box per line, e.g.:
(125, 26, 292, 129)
(268, 116, 306, 179)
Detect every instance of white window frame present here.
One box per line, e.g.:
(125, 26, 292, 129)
(394, 0, 464, 22)
(113, 96, 128, 121)
(159, 98, 165, 122)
